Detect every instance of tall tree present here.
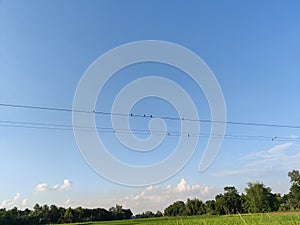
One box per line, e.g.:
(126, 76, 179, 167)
(215, 186, 242, 215)
(109, 205, 125, 220)
(49, 205, 61, 224)
(164, 201, 186, 216)
(244, 182, 278, 213)
(42, 204, 50, 224)
(288, 170, 300, 185)
(63, 207, 73, 223)
(30, 203, 43, 224)
(287, 170, 300, 210)
(223, 186, 243, 214)
(205, 200, 216, 215)
(215, 194, 226, 215)
(185, 198, 206, 216)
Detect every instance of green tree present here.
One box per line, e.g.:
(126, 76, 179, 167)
(155, 210, 163, 217)
(215, 194, 226, 215)
(30, 203, 43, 224)
(42, 204, 50, 223)
(49, 205, 61, 224)
(215, 186, 242, 215)
(205, 200, 216, 215)
(164, 201, 186, 216)
(287, 170, 300, 210)
(223, 186, 242, 214)
(288, 170, 300, 185)
(135, 211, 154, 218)
(63, 207, 73, 223)
(122, 208, 133, 219)
(109, 205, 125, 220)
(244, 182, 278, 213)
(185, 198, 206, 216)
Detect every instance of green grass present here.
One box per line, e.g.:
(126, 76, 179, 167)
(57, 212, 300, 225)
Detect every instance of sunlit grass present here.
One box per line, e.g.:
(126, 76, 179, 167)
(57, 212, 300, 225)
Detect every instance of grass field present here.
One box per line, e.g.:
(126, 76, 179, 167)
(59, 212, 300, 225)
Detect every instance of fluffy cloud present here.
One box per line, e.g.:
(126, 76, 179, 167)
(35, 179, 72, 192)
(175, 178, 203, 192)
(61, 179, 71, 191)
(0, 193, 25, 209)
(14, 193, 20, 201)
(22, 198, 28, 207)
(36, 183, 49, 192)
(176, 178, 189, 192)
(0, 199, 12, 208)
(121, 178, 215, 214)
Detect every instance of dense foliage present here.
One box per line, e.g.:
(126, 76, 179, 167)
(162, 183, 281, 216)
(163, 170, 300, 216)
(134, 210, 163, 218)
(0, 204, 132, 225)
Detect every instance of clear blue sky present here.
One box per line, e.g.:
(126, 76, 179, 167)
(0, 0, 300, 214)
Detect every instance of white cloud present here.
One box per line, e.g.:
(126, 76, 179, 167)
(174, 178, 203, 192)
(121, 178, 215, 214)
(0, 199, 13, 208)
(51, 184, 60, 190)
(61, 199, 80, 208)
(146, 185, 158, 191)
(61, 179, 71, 191)
(22, 198, 28, 207)
(36, 179, 72, 192)
(14, 193, 20, 201)
(36, 183, 49, 192)
(0, 193, 25, 209)
(176, 178, 189, 192)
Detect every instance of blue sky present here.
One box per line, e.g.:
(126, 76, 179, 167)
(0, 0, 300, 214)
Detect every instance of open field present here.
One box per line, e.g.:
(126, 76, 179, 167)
(59, 212, 300, 225)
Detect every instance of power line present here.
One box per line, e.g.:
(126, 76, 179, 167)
(1, 103, 300, 129)
(0, 119, 299, 142)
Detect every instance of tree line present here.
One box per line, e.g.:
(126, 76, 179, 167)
(0, 204, 132, 225)
(163, 170, 300, 216)
(1, 170, 300, 224)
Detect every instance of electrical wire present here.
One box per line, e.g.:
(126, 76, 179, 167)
(0, 119, 299, 142)
(1, 103, 300, 129)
